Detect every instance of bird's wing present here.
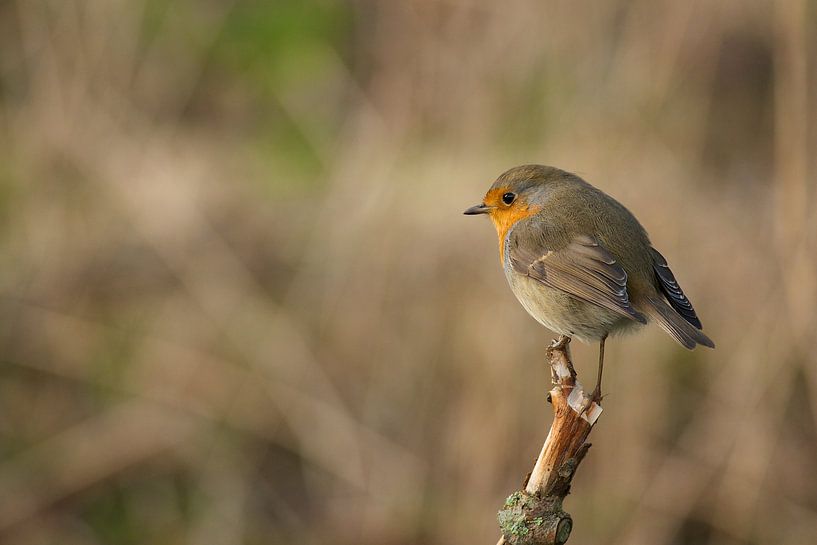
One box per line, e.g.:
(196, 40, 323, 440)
(509, 230, 647, 324)
(649, 247, 703, 329)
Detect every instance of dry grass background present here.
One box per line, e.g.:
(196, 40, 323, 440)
(0, 1, 816, 544)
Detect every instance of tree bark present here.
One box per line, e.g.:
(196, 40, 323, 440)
(495, 337, 602, 545)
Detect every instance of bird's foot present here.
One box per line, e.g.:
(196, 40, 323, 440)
(589, 385, 603, 405)
(580, 386, 603, 416)
(550, 335, 571, 350)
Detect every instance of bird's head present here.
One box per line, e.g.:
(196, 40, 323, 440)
(464, 164, 566, 241)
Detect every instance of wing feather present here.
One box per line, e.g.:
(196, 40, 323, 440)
(510, 233, 646, 324)
(649, 247, 703, 329)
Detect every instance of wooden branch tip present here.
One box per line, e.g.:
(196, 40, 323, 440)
(496, 339, 602, 545)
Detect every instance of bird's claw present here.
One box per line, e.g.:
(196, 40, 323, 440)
(580, 387, 603, 416)
(550, 335, 571, 350)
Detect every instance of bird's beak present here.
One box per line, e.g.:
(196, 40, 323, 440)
(463, 203, 491, 215)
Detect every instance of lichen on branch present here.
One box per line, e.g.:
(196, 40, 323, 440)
(495, 337, 600, 545)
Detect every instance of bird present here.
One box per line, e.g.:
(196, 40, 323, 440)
(464, 164, 714, 402)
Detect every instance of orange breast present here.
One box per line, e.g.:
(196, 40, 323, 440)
(490, 205, 542, 263)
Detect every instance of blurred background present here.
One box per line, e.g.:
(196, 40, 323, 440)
(1, 1, 816, 544)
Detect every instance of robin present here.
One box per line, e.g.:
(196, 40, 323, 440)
(464, 164, 714, 402)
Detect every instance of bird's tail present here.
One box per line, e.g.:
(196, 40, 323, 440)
(642, 296, 715, 349)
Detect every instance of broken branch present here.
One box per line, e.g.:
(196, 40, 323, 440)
(495, 337, 601, 545)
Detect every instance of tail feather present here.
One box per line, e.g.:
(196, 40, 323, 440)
(642, 296, 715, 349)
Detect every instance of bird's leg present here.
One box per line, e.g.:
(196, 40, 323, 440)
(589, 334, 607, 404)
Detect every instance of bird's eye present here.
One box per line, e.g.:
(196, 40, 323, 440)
(502, 192, 516, 205)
